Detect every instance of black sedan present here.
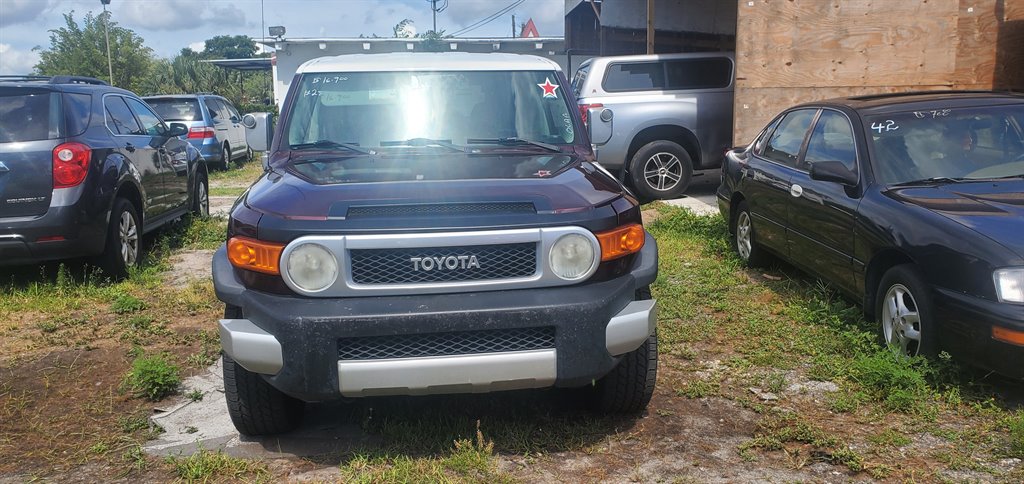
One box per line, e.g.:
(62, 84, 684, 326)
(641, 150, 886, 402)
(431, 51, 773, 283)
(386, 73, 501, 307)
(717, 91, 1024, 377)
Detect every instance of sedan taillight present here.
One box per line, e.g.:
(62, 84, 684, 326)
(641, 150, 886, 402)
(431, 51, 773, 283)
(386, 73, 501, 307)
(52, 142, 91, 188)
(187, 126, 216, 139)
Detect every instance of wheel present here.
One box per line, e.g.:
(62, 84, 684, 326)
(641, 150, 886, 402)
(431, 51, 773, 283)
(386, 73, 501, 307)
(876, 264, 937, 357)
(220, 144, 231, 170)
(98, 198, 141, 278)
(732, 200, 770, 267)
(191, 170, 209, 217)
(223, 354, 304, 436)
(244, 147, 253, 163)
(627, 140, 693, 200)
(592, 286, 658, 413)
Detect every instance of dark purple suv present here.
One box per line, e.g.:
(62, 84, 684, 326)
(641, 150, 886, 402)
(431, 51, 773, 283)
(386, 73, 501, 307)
(212, 53, 660, 435)
(0, 76, 208, 276)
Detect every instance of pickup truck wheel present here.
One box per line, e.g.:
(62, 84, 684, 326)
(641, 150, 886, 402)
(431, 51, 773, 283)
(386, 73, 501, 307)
(628, 140, 693, 200)
(593, 286, 657, 413)
(876, 264, 937, 358)
(732, 201, 770, 267)
(97, 198, 141, 278)
(223, 354, 303, 436)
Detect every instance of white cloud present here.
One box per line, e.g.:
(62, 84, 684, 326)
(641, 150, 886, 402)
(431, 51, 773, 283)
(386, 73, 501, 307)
(188, 41, 205, 52)
(119, 0, 245, 31)
(0, 43, 40, 75)
(0, 0, 50, 27)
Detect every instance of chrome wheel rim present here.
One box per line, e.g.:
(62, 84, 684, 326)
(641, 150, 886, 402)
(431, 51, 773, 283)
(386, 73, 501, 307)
(642, 152, 683, 191)
(882, 283, 921, 356)
(198, 180, 209, 216)
(223, 147, 231, 167)
(736, 211, 753, 260)
(119, 211, 139, 266)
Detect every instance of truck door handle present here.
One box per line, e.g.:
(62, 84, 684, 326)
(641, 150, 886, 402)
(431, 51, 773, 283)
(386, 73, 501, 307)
(790, 184, 804, 197)
(125, 143, 136, 153)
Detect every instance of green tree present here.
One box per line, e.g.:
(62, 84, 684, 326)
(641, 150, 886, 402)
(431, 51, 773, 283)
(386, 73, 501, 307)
(34, 11, 153, 92)
(202, 35, 256, 59)
(420, 30, 448, 52)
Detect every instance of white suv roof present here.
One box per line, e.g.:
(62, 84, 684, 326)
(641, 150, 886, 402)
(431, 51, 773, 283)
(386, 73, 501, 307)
(297, 52, 562, 73)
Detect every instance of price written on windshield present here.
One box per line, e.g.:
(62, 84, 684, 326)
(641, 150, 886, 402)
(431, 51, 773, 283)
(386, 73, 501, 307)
(913, 109, 951, 119)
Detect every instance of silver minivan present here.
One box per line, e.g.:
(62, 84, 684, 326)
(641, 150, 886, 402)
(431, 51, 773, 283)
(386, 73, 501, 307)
(572, 52, 734, 200)
(144, 94, 250, 170)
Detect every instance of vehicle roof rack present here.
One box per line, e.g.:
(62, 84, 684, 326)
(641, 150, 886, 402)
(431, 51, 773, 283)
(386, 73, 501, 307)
(0, 75, 51, 82)
(48, 76, 109, 86)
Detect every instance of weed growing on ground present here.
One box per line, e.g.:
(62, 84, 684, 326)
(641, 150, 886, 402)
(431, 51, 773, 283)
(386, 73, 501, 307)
(123, 354, 180, 401)
(110, 294, 146, 314)
(166, 447, 269, 483)
(185, 389, 204, 402)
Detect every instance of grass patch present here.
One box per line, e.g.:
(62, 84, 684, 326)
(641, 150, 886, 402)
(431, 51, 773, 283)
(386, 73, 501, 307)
(208, 159, 263, 187)
(123, 353, 180, 401)
(166, 447, 269, 483)
(208, 186, 247, 197)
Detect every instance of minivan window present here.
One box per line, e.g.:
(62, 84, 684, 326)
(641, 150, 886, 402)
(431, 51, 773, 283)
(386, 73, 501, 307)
(603, 62, 665, 92)
(285, 70, 577, 149)
(763, 109, 816, 167)
(665, 57, 732, 90)
(63, 92, 92, 137)
(0, 90, 61, 142)
(104, 96, 143, 135)
(125, 97, 166, 136)
(148, 98, 201, 121)
(571, 63, 590, 96)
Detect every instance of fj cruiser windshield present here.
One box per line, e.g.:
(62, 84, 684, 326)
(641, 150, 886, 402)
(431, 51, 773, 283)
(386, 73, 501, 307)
(285, 71, 577, 151)
(868, 105, 1024, 184)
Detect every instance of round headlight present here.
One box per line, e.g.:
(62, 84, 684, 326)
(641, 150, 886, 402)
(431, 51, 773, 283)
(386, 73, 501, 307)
(286, 243, 338, 292)
(549, 233, 596, 281)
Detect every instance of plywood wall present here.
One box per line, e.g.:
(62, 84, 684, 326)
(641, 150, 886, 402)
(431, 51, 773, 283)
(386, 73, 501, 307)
(733, 0, 1024, 144)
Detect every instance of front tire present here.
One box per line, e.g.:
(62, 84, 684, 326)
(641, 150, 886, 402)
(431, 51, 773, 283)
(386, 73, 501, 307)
(627, 140, 693, 200)
(593, 286, 657, 413)
(98, 198, 141, 278)
(191, 170, 209, 217)
(876, 264, 937, 357)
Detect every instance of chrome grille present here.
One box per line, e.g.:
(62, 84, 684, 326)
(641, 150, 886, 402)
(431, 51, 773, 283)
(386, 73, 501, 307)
(347, 202, 535, 218)
(338, 327, 556, 360)
(350, 243, 536, 285)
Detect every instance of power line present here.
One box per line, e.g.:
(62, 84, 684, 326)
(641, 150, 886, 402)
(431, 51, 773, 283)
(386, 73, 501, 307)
(449, 0, 525, 37)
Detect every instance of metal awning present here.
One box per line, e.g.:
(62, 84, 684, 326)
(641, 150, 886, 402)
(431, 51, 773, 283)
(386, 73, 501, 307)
(202, 58, 272, 72)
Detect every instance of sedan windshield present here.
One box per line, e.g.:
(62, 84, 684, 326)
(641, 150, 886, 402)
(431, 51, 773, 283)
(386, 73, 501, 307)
(284, 70, 576, 151)
(867, 105, 1024, 184)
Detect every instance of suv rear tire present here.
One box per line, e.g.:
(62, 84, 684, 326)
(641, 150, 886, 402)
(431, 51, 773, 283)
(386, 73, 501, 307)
(222, 305, 304, 436)
(592, 286, 657, 413)
(628, 140, 693, 200)
(97, 198, 141, 278)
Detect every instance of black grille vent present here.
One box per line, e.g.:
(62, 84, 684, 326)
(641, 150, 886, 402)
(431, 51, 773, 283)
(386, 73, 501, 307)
(347, 202, 535, 218)
(350, 243, 536, 284)
(338, 327, 556, 360)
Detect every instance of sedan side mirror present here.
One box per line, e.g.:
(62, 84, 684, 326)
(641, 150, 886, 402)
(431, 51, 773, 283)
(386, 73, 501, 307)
(241, 113, 274, 152)
(809, 160, 858, 186)
(167, 122, 188, 138)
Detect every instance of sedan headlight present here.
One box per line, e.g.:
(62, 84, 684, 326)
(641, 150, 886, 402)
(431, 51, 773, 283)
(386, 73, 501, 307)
(994, 268, 1024, 304)
(286, 243, 338, 292)
(549, 233, 597, 281)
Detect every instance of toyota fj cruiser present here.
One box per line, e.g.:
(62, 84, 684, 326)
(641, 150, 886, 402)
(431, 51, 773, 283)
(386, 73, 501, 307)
(213, 53, 659, 435)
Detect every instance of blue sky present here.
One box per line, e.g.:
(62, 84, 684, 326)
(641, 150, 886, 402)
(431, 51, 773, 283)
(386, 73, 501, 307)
(0, 0, 566, 74)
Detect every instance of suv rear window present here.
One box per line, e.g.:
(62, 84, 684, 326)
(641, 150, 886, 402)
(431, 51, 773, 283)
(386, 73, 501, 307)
(147, 98, 201, 121)
(0, 91, 62, 142)
(665, 57, 732, 90)
(603, 62, 665, 92)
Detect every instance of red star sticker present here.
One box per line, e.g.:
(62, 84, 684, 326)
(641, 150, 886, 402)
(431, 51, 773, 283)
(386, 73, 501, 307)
(537, 78, 559, 98)
(533, 170, 551, 177)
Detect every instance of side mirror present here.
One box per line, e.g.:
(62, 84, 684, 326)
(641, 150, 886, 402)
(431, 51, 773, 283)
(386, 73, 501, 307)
(241, 113, 274, 152)
(167, 122, 188, 138)
(809, 160, 858, 186)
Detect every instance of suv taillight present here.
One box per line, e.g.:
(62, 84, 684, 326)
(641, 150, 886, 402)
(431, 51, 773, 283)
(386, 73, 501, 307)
(187, 126, 216, 139)
(52, 142, 91, 189)
(578, 103, 602, 127)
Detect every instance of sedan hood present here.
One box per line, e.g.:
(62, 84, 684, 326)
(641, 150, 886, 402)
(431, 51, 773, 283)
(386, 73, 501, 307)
(243, 153, 624, 219)
(886, 180, 1024, 257)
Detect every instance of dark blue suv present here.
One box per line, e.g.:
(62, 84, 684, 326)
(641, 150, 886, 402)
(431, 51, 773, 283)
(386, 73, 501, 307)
(0, 76, 208, 276)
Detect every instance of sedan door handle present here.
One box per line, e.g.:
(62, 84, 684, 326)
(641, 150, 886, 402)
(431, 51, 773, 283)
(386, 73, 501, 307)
(124, 143, 136, 153)
(790, 184, 804, 197)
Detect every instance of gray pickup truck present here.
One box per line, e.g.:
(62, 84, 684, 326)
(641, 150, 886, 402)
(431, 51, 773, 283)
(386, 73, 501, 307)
(572, 52, 735, 200)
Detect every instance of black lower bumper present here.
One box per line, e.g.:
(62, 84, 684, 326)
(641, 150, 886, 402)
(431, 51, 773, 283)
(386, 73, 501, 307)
(935, 287, 1024, 379)
(0, 205, 107, 265)
(213, 235, 659, 402)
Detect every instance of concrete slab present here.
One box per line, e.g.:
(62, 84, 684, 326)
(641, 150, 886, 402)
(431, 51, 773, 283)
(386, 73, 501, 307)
(661, 170, 721, 216)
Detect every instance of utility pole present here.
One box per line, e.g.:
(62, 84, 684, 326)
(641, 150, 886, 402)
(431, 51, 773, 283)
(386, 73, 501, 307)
(426, 0, 447, 33)
(512, 14, 516, 37)
(646, 0, 654, 54)
(101, 0, 113, 86)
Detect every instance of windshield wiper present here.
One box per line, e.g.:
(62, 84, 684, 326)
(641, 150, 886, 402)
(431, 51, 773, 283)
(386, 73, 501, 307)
(466, 137, 561, 153)
(380, 138, 466, 152)
(889, 176, 967, 187)
(290, 140, 375, 154)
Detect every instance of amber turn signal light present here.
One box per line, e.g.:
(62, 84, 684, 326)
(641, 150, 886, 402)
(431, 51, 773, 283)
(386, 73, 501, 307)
(595, 223, 645, 261)
(992, 326, 1024, 346)
(227, 237, 284, 275)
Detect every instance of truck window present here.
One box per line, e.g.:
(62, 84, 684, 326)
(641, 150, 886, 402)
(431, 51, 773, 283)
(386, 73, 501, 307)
(603, 62, 666, 92)
(665, 57, 733, 90)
